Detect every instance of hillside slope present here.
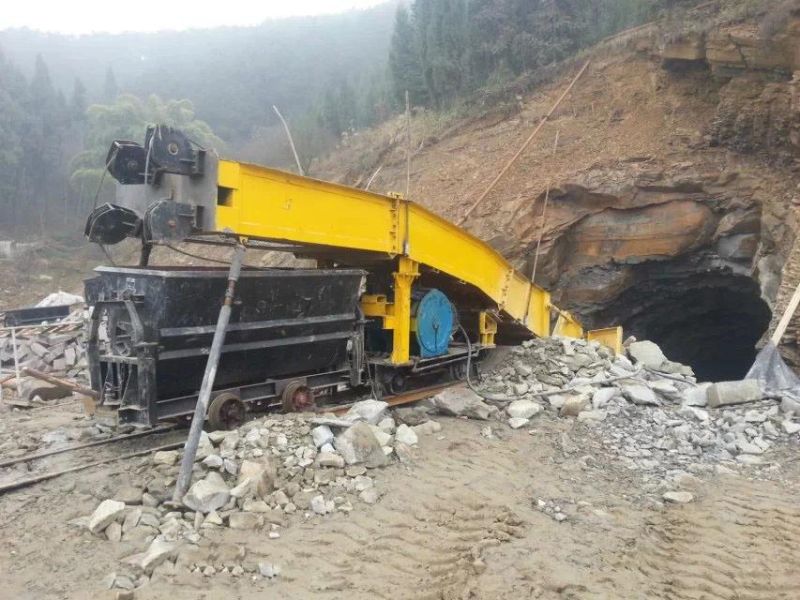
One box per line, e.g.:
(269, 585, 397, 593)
(316, 7, 800, 379)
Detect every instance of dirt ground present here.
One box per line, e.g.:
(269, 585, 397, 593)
(1, 398, 798, 600)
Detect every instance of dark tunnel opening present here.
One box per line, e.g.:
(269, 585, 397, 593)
(594, 274, 772, 382)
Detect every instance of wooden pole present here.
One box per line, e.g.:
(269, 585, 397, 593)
(771, 281, 800, 345)
(458, 61, 590, 225)
(22, 367, 98, 399)
(273, 105, 304, 176)
(530, 130, 561, 283)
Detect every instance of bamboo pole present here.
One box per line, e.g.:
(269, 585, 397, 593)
(458, 61, 590, 225)
(771, 281, 800, 345)
(273, 105, 304, 176)
(22, 368, 98, 399)
(530, 130, 561, 283)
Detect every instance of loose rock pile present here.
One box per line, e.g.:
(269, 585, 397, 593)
(1, 321, 85, 377)
(85, 399, 443, 591)
(476, 336, 800, 480)
(77, 334, 800, 595)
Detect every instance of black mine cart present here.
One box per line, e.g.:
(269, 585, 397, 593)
(85, 266, 365, 428)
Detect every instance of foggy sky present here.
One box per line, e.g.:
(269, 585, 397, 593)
(3, 0, 389, 34)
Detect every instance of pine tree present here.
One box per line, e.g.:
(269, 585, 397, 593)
(103, 66, 118, 103)
(388, 5, 428, 106)
(70, 78, 88, 122)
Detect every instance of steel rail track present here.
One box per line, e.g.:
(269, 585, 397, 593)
(0, 382, 459, 495)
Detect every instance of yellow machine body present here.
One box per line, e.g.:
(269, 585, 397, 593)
(213, 159, 621, 362)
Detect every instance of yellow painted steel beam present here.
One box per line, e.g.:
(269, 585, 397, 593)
(214, 159, 600, 346)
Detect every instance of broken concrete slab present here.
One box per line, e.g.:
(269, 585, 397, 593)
(706, 379, 762, 408)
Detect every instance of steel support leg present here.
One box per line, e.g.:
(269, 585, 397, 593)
(390, 257, 419, 365)
(172, 241, 246, 503)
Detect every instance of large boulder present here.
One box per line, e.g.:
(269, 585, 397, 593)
(334, 422, 388, 468)
(627, 341, 667, 370)
(431, 387, 498, 420)
(182, 472, 230, 513)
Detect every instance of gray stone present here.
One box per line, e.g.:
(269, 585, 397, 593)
(627, 340, 667, 369)
(258, 562, 280, 578)
(114, 486, 144, 505)
(202, 454, 224, 469)
(238, 458, 276, 497)
(663, 491, 694, 504)
(317, 451, 345, 468)
(377, 417, 396, 433)
(411, 420, 441, 436)
(737, 440, 764, 455)
(139, 539, 179, 574)
(344, 399, 388, 425)
(431, 387, 497, 420)
(682, 383, 710, 407)
(707, 380, 762, 408)
(782, 420, 800, 434)
(334, 421, 388, 468)
(359, 487, 380, 504)
(311, 425, 334, 448)
(781, 395, 800, 416)
(508, 417, 529, 429)
(310, 495, 328, 515)
(507, 399, 542, 420)
(182, 472, 230, 513)
(88, 500, 126, 535)
(105, 521, 122, 542)
(592, 387, 618, 409)
(559, 394, 590, 417)
(577, 409, 607, 423)
(153, 450, 179, 466)
(394, 424, 418, 446)
(229, 512, 261, 529)
(621, 383, 660, 406)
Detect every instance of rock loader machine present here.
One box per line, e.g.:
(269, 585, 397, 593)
(83, 125, 621, 431)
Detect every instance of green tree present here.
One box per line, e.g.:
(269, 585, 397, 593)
(69, 94, 221, 210)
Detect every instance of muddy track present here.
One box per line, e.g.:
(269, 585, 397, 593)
(633, 477, 800, 600)
(265, 435, 528, 599)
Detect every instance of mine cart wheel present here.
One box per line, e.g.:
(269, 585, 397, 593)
(449, 359, 468, 382)
(208, 392, 246, 431)
(282, 381, 316, 413)
(387, 372, 407, 395)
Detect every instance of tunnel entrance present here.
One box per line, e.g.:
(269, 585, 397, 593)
(593, 273, 771, 382)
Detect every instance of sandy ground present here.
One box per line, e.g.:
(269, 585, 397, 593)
(0, 399, 799, 600)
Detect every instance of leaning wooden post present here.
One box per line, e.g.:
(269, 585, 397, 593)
(173, 241, 246, 503)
